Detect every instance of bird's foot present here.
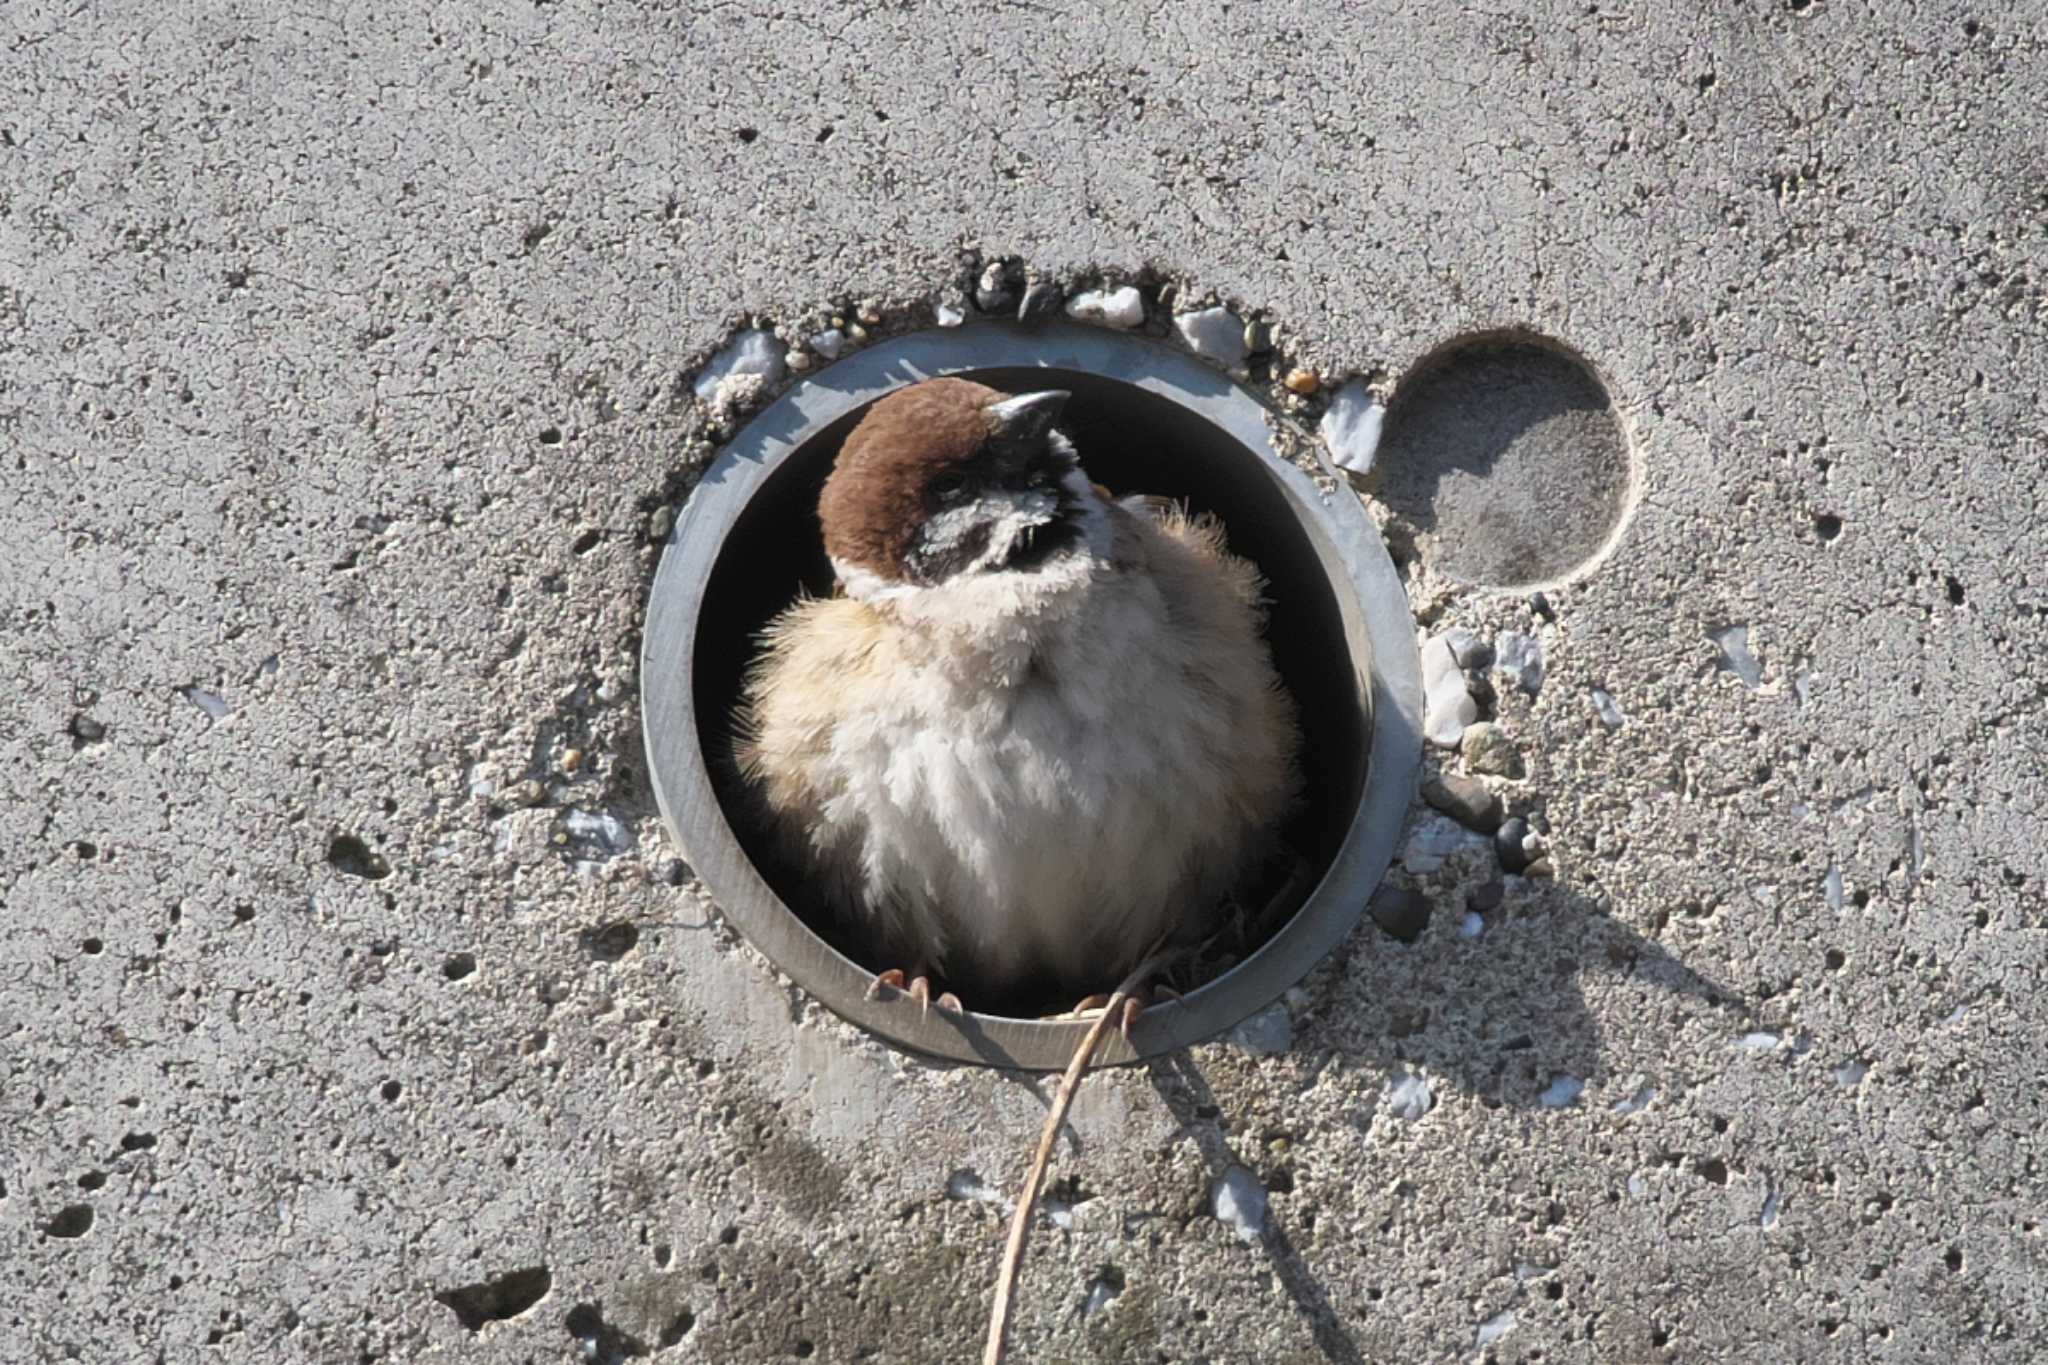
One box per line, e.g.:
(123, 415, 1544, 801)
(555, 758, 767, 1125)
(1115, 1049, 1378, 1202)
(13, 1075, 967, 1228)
(1057, 981, 1182, 1042)
(865, 964, 962, 1018)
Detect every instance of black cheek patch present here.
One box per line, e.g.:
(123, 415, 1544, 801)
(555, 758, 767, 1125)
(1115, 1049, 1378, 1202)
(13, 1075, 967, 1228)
(905, 519, 993, 585)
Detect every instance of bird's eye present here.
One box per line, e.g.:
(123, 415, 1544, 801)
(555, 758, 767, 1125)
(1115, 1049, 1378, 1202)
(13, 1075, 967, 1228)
(929, 471, 968, 500)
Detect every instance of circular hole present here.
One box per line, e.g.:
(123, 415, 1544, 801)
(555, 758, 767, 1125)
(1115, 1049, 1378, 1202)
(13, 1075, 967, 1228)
(380, 1080, 402, 1102)
(81, 937, 103, 955)
(1813, 512, 1843, 541)
(643, 322, 1420, 1067)
(1373, 333, 1635, 589)
(442, 952, 477, 981)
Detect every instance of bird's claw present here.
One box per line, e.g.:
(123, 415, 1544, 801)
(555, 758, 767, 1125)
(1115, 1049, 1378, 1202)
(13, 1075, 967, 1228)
(866, 967, 962, 1017)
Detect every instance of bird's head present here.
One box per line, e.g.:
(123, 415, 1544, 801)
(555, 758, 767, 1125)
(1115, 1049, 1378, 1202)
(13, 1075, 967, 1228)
(818, 378, 1097, 601)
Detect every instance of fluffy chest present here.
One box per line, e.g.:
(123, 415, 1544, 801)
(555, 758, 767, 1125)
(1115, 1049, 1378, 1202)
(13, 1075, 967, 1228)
(822, 575, 1222, 985)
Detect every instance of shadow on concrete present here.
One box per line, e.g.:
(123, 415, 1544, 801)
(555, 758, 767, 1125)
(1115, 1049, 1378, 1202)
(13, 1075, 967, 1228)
(1148, 1052, 1371, 1365)
(1311, 877, 1745, 1110)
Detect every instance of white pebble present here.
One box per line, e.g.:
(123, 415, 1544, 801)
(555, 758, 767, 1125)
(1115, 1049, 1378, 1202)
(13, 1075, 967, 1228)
(1227, 1002, 1293, 1055)
(1080, 1274, 1121, 1317)
(1833, 1059, 1868, 1087)
(1823, 864, 1844, 910)
(1610, 1085, 1657, 1115)
(1423, 637, 1478, 748)
(180, 686, 232, 721)
(1386, 1070, 1434, 1120)
(1402, 814, 1476, 874)
(1064, 286, 1145, 329)
(692, 329, 786, 403)
(808, 328, 845, 360)
(1320, 380, 1384, 477)
(1735, 1031, 1782, 1051)
(1476, 1310, 1516, 1346)
(1626, 1173, 1647, 1197)
(1495, 631, 1545, 695)
(1174, 306, 1249, 367)
(1591, 688, 1627, 730)
(1760, 1189, 1782, 1229)
(945, 1170, 1007, 1207)
(1211, 1166, 1267, 1243)
(1459, 912, 1484, 938)
(1420, 633, 1462, 692)
(466, 764, 495, 798)
(935, 303, 965, 327)
(1709, 624, 1764, 689)
(1425, 690, 1477, 749)
(1539, 1075, 1584, 1108)
(563, 809, 634, 856)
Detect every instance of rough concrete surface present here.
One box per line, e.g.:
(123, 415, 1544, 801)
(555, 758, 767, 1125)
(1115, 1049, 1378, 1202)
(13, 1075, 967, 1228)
(4, 2, 2044, 1362)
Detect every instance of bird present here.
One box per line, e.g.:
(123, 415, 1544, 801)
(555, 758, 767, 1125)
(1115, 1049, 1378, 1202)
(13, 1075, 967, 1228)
(736, 376, 1300, 1022)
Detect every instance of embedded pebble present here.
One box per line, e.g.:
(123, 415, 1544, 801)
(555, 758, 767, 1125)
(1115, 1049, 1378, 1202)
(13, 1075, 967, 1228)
(562, 809, 634, 857)
(1402, 815, 1477, 874)
(1538, 1075, 1584, 1108)
(1422, 636, 1478, 748)
(1823, 864, 1844, 910)
(1425, 690, 1477, 749)
(1283, 367, 1319, 395)
(1319, 380, 1384, 476)
(1461, 722, 1525, 779)
(1459, 911, 1484, 939)
(1467, 878, 1505, 912)
(1227, 1002, 1293, 1055)
(647, 506, 675, 542)
(70, 715, 106, 742)
(1760, 1189, 1782, 1230)
(1369, 885, 1432, 943)
(1063, 286, 1144, 329)
(854, 300, 883, 326)
(808, 328, 845, 360)
(1423, 774, 1504, 834)
(1174, 306, 1250, 367)
(1080, 1274, 1122, 1318)
(1495, 630, 1545, 695)
(945, 1170, 1007, 1207)
(692, 329, 786, 405)
(1833, 1059, 1868, 1086)
(1211, 1166, 1268, 1244)
(1709, 624, 1764, 689)
(1523, 856, 1555, 880)
(1016, 279, 1063, 320)
(974, 262, 1018, 313)
(1242, 318, 1273, 354)
(1495, 817, 1534, 873)
(1611, 1085, 1657, 1115)
(1626, 1173, 1648, 1197)
(1591, 688, 1627, 730)
(1444, 628, 1491, 670)
(1386, 1071, 1434, 1120)
(1476, 1310, 1517, 1347)
(935, 303, 965, 327)
(179, 686, 232, 721)
(1735, 1031, 1783, 1051)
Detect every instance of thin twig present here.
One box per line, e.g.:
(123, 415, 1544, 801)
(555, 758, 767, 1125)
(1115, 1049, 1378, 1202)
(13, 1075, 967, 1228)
(983, 951, 1161, 1365)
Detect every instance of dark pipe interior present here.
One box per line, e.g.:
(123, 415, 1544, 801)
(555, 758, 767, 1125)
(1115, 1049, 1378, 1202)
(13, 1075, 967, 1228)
(691, 365, 1370, 1015)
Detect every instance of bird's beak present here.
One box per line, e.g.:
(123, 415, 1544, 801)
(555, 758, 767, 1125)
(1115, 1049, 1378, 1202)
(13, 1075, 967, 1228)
(986, 389, 1071, 442)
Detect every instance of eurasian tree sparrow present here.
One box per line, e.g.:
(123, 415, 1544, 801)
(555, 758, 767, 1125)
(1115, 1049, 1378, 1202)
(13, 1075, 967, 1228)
(738, 377, 1300, 1016)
